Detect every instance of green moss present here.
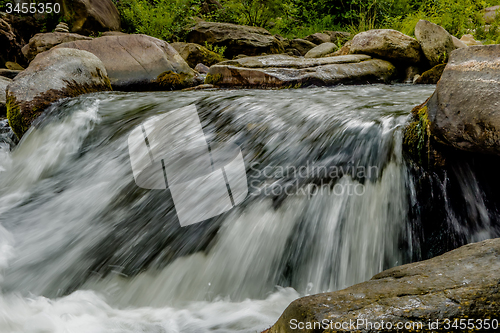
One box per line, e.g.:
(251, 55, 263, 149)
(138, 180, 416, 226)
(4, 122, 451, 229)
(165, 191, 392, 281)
(6, 94, 25, 139)
(199, 48, 225, 67)
(156, 71, 191, 90)
(205, 73, 223, 85)
(403, 104, 431, 165)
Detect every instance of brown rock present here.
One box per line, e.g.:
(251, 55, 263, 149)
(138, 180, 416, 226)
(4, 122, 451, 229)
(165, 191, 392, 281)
(22, 32, 92, 62)
(414, 63, 446, 84)
(289, 39, 317, 56)
(63, 0, 121, 35)
(194, 63, 210, 74)
(171, 42, 225, 68)
(304, 33, 330, 45)
(415, 20, 456, 66)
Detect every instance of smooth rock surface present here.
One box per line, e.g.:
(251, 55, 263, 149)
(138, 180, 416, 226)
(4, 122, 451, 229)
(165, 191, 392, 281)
(187, 21, 283, 58)
(268, 238, 500, 333)
(415, 20, 456, 66)
(305, 42, 338, 58)
(349, 29, 421, 63)
(6, 48, 111, 138)
(289, 39, 317, 56)
(205, 54, 395, 88)
(171, 42, 225, 68)
(22, 32, 92, 61)
(62, 0, 121, 35)
(451, 35, 467, 49)
(56, 34, 195, 90)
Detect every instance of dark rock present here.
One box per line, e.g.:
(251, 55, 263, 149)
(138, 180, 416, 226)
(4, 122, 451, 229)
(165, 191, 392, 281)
(268, 238, 500, 333)
(205, 54, 396, 88)
(186, 21, 284, 59)
(350, 29, 422, 63)
(171, 42, 225, 68)
(304, 32, 331, 45)
(62, 0, 121, 35)
(324, 31, 351, 44)
(414, 64, 446, 84)
(194, 63, 210, 74)
(6, 48, 112, 138)
(289, 39, 317, 56)
(22, 32, 92, 61)
(0, 76, 12, 117)
(0, 69, 22, 79)
(415, 20, 456, 67)
(403, 65, 421, 83)
(55, 34, 196, 90)
(0, 17, 25, 67)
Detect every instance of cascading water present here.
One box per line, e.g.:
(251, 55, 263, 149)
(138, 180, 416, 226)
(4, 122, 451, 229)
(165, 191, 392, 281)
(0, 85, 498, 332)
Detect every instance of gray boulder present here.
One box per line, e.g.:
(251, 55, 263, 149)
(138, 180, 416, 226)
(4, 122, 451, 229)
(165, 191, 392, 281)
(349, 29, 422, 63)
(304, 32, 331, 45)
(415, 20, 456, 66)
(6, 48, 112, 138)
(56, 34, 196, 90)
(22, 32, 92, 62)
(268, 238, 500, 333)
(304, 42, 338, 58)
(186, 21, 284, 59)
(0, 76, 12, 117)
(62, 0, 121, 35)
(205, 54, 395, 88)
(289, 39, 317, 56)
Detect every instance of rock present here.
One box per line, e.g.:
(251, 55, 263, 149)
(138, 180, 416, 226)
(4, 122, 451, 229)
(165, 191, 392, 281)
(285, 49, 302, 57)
(0, 69, 22, 79)
(54, 22, 70, 33)
(304, 32, 331, 45)
(404, 65, 421, 83)
(6, 48, 112, 138)
(5, 62, 24, 70)
(349, 29, 422, 63)
(22, 32, 93, 62)
(460, 34, 482, 46)
(451, 35, 467, 48)
(415, 20, 456, 66)
(205, 54, 395, 88)
(62, 0, 121, 35)
(484, 5, 499, 24)
(0, 76, 12, 117)
(304, 42, 338, 58)
(406, 45, 500, 156)
(414, 64, 446, 84)
(268, 238, 500, 333)
(289, 39, 317, 56)
(329, 40, 352, 56)
(182, 84, 215, 91)
(274, 34, 290, 49)
(325, 31, 351, 44)
(170, 42, 225, 68)
(0, 17, 25, 67)
(194, 63, 210, 74)
(101, 31, 128, 37)
(55, 34, 196, 90)
(186, 21, 283, 59)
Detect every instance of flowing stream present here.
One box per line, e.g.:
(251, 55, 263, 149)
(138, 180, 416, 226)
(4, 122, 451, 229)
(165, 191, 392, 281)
(0, 85, 498, 332)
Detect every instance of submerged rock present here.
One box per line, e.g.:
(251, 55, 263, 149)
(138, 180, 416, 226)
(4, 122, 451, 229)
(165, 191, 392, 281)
(187, 21, 284, 58)
(56, 34, 196, 90)
(415, 20, 457, 66)
(171, 42, 225, 68)
(268, 238, 500, 333)
(349, 29, 422, 64)
(304, 42, 337, 58)
(205, 54, 395, 88)
(22, 32, 93, 62)
(6, 48, 112, 138)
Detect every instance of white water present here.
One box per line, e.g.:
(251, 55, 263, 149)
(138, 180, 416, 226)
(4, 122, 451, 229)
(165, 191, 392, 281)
(0, 85, 460, 332)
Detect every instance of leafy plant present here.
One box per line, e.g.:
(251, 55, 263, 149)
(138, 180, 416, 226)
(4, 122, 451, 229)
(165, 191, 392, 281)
(204, 41, 227, 57)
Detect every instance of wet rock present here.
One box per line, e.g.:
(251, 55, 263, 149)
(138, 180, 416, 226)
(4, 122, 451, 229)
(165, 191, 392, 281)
(205, 54, 395, 88)
(171, 42, 225, 68)
(6, 48, 112, 138)
(415, 20, 456, 66)
(56, 34, 196, 90)
(289, 39, 317, 56)
(62, 0, 121, 35)
(405, 45, 500, 157)
(187, 21, 284, 59)
(268, 238, 500, 333)
(484, 5, 499, 24)
(0, 76, 12, 116)
(304, 32, 331, 45)
(304, 42, 337, 58)
(349, 29, 421, 64)
(414, 64, 446, 84)
(194, 63, 210, 74)
(460, 34, 482, 46)
(22, 32, 92, 62)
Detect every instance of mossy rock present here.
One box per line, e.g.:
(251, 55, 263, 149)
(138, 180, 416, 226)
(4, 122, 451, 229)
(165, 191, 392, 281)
(414, 64, 446, 84)
(171, 42, 225, 68)
(403, 103, 431, 165)
(204, 73, 223, 85)
(156, 71, 193, 90)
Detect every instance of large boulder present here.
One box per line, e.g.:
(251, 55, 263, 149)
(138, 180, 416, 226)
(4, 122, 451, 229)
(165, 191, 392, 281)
(55, 34, 196, 90)
(404, 45, 500, 160)
(205, 54, 396, 88)
(6, 48, 111, 138)
(305, 42, 337, 58)
(268, 238, 500, 333)
(289, 38, 317, 56)
(62, 0, 121, 35)
(484, 5, 499, 24)
(0, 76, 11, 117)
(415, 20, 456, 66)
(170, 42, 225, 68)
(349, 29, 422, 64)
(22, 32, 92, 62)
(186, 21, 284, 59)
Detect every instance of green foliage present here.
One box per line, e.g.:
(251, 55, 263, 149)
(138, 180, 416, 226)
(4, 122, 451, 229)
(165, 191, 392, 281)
(204, 41, 227, 57)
